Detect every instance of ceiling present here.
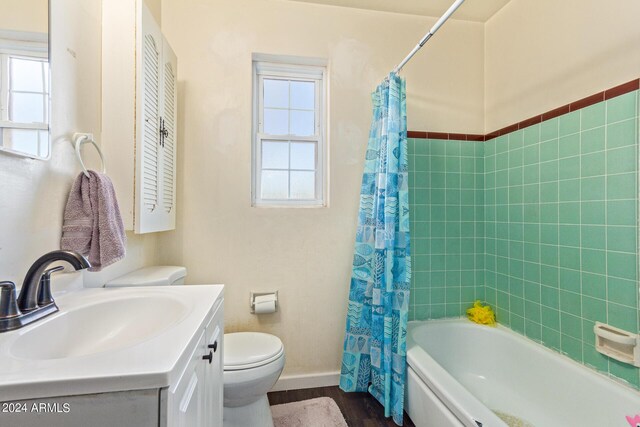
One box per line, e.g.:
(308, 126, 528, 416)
(286, 0, 511, 22)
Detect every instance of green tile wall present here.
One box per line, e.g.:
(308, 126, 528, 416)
(408, 138, 485, 320)
(484, 90, 640, 388)
(408, 89, 640, 389)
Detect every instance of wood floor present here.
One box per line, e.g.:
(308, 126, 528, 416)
(268, 386, 415, 427)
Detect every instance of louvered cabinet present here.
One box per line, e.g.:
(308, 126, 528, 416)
(136, 5, 177, 233)
(102, 0, 177, 234)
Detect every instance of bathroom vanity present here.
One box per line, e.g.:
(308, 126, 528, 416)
(0, 285, 224, 427)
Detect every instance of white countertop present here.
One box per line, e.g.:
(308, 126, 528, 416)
(0, 285, 224, 402)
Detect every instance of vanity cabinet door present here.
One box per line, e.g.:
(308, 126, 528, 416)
(170, 331, 207, 427)
(168, 299, 224, 427)
(204, 305, 224, 426)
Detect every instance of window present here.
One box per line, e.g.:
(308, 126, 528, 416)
(252, 56, 327, 206)
(3, 56, 49, 122)
(0, 31, 49, 158)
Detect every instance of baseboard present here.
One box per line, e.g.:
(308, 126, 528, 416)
(271, 371, 341, 392)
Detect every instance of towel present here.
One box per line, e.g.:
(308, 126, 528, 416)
(61, 170, 126, 272)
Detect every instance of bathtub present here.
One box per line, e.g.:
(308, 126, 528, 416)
(405, 319, 640, 427)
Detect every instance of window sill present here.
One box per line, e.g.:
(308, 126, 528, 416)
(252, 202, 327, 208)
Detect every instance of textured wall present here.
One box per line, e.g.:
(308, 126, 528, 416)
(485, 0, 640, 132)
(159, 0, 484, 379)
(0, 0, 47, 33)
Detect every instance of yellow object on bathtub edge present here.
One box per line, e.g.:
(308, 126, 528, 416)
(466, 300, 496, 326)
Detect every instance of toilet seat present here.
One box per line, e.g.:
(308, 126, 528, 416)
(224, 332, 284, 371)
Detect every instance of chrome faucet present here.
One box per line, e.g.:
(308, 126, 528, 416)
(0, 250, 90, 332)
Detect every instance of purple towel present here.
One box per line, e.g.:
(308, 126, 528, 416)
(61, 170, 126, 272)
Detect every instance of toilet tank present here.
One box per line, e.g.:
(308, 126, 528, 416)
(105, 266, 187, 287)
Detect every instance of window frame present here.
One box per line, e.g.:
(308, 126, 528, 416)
(1, 54, 50, 128)
(252, 58, 327, 207)
(0, 30, 49, 158)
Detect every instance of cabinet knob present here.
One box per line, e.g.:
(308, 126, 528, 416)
(202, 351, 213, 364)
(208, 341, 218, 353)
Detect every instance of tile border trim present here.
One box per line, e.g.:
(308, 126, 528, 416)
(408, 78, 640, 141)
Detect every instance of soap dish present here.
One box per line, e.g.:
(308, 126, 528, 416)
(594, 322, 640, 367)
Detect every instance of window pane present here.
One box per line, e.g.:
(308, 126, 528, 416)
(261, 170, 288, 199)
(3, 128, 39, 156)
(290, 171, 315, 199)
(262, 141, 289, 169)
(10, 93, 45, 123)
(10, 58, 44, 92)
(263, 108, 288, 134)
(290, 142, 315, 170)
(43, 62, 50, 93)
(290, 110, 314, 136)
(263, 79, 289, 108)
(290, 81, 314, 110)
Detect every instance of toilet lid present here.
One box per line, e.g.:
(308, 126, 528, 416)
(224, 332, 284, 371)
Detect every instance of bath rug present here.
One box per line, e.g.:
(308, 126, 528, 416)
(494, 410, 535, 427)
(271, 397, 348, 427)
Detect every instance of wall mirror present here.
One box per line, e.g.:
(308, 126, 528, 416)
(0, 1, 50, 160)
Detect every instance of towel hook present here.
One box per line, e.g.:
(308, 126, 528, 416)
(74, 133, 106, 178)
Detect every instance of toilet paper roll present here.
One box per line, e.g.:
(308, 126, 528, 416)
(254, 300, 276, 314)
(253, 294, 277, 314)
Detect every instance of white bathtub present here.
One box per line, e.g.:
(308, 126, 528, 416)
(405, 319, 640, 427)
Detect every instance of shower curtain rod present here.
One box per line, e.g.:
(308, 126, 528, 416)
(392, 0, 466, 74)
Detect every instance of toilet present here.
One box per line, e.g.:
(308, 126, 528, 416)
(105, 266, 286, 427)
(104, 266, 188, 287)
(223, 332, 285, 427)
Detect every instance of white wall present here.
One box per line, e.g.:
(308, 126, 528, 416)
(485, 0, 640, 131)
(0, 0, 47, 33)
(159, 0, 484, 378)
(0, 0, 160, 291)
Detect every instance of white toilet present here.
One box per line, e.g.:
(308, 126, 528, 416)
(106, 266, 286, 427)
(105, 266, 188, 287)
(223, 332, 285, 427)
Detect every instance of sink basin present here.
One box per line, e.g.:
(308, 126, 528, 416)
(10, 295, 189, 360)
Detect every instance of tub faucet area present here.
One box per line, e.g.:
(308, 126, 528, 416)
(0, 250, 90, 332)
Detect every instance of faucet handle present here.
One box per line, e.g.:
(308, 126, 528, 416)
(37, 266, 65, 307)
(0, 281, 21, 319)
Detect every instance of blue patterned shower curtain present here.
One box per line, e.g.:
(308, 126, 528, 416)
(340, 73, 411, 426)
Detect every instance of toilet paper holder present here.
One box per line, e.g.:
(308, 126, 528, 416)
(250, 291, 278, 314)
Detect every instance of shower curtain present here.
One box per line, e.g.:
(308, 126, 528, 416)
(339, 72, 411, 426)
